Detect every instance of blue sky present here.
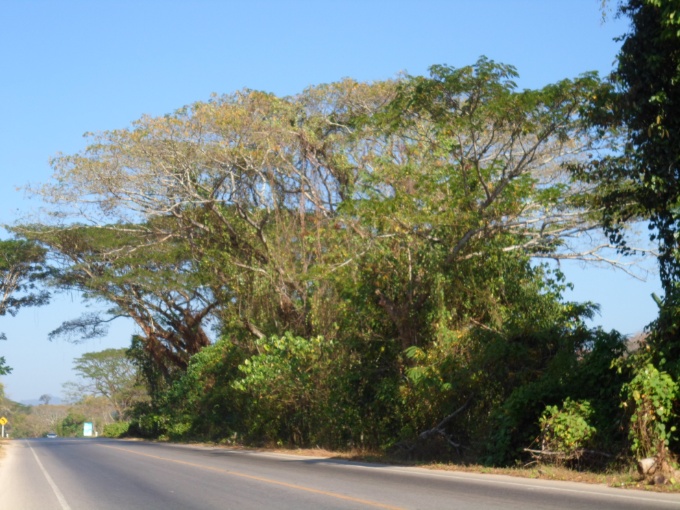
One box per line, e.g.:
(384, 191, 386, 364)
(0, 1, 659, 403)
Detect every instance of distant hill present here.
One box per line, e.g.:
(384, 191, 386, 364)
(20, 397, 63, 406)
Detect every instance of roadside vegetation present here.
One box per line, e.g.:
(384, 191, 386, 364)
(2, 0, 680, 489)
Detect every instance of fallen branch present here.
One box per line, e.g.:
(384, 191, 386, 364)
(418, 398, 472, 443)
(524, 448, 614, 459)
(389, 398, 473, 458)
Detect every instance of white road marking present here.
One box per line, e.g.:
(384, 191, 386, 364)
(27, 440, 72, 510)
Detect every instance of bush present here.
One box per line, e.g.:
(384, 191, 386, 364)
(485, 328, 627, 466)
(234, 332, 334, 446)
(537, 398, 595, 464)
(127, 402, 170, 438)
(58, 411, 86, 437)
(103, 421, 130, 438)
(164, 339, 245, 440)
(622, 361, 678, 460)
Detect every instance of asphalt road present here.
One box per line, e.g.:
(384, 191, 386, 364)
(1, 438, 680, 509)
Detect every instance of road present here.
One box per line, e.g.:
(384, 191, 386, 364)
(1, 438, 679, 509)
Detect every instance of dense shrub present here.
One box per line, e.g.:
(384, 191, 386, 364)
(103, 421, 130, 438)
(622, 361, 678, 459)
(538, 399, 595, 463)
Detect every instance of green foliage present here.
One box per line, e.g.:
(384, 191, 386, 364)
(575, 2, 680, 465)
(0, 356, 11, 376)
(538, 399, 596, 462)
(0, 238, 51, 348)
(15, 58, 646, 468)
(234, 332, 336, 446)
(127, 401, 171, 439)
(621, 360, 678, 459)
(0, 238, 50, 318)
(70, 348, 147, 420)
(58, 411, 86, 437)
(127, 335, 172, 405)
(163, 339, 245, 440)
(486, 328, 628, 465)
(583, 0, 680, 292)
(102, 421, 130, 438)
(17, 223, 216, 376)
(615, 0, 680, 289)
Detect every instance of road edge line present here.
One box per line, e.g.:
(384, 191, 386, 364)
(27, 440, 72, 510)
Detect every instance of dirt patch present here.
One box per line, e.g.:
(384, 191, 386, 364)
(0, 439, 8, 460)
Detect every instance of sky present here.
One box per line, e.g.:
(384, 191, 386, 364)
(0, 0, 661, 403)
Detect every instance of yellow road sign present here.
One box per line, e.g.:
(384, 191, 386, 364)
(0, 417, 7, 425)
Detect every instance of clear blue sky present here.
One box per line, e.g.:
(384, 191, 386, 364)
(0, 0, 659, 403)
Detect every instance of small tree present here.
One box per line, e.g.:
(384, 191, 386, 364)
(69, 348, 147, 420)
(536, 399, 596, 465)
(622, 362, 677, 461)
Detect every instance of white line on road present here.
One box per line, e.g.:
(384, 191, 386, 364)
(27, 440, 72, 510)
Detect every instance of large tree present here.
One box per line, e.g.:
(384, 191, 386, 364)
(613, 1, 680, 372)
(66, 348, 147, 420)
(612, 0, 680, 289)
(19, 64, 644, 452)
(16, 223, 216, 376)
(27, 66, 623, 348)
(341, 59, 622, 349)
(579, 0, 680, 371)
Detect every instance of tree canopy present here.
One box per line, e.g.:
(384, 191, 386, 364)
(584, 0, 680, 290)
(67, 348, 147, 420)
(0, 237, 51, 374)
(11, 58, 669, 467)
(0, 239, 50, 326)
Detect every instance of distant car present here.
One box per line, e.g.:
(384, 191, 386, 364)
(45, 432, 58, 438)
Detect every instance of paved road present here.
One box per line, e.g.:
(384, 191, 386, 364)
(1, 438, 680, 509)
